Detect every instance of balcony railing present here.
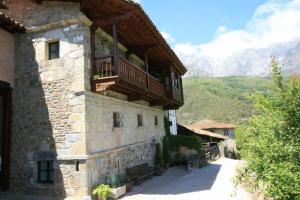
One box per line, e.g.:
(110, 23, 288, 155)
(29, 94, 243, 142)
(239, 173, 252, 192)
(119, 57, 147, 90)
(173, 86, 183, 103)
(93, 55, 184, 108)
(148, 75, 165, 98)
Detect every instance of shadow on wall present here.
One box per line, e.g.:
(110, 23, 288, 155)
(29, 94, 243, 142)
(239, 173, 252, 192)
(9, 33, 66, 197)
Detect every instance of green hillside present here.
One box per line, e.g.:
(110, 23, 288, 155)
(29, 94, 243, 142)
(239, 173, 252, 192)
(177, 76, 273, 125)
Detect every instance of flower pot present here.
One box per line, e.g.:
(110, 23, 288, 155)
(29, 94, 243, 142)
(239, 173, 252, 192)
(111, 185, 127, 199)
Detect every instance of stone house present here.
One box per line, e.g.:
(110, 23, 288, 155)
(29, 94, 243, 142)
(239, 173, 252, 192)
(0, 0, 186, 199)
(0, 12, 25, 192)
(190, 119, 236, 139)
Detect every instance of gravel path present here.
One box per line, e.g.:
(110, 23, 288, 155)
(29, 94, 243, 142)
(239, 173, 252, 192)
(121, 158, 251, 200)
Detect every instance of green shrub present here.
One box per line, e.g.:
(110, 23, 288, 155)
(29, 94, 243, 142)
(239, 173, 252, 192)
(168, 135, 203, 153)
(235, 58, 300, 200)
(162, 136, 170, 165)
(92, 184, 112, 200)
(154, 143, 163, 169)
(164, 117, 171, 136)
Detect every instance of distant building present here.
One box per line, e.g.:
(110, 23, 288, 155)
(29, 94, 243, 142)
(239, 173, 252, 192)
(178, 124, 230, 148)
(190, 119, 236, 139)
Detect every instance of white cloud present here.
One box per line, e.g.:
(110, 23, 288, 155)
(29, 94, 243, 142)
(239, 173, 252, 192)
(216, 25, 227, 34)
(132, 0, 141, 4)
(161, 31, 176, 44)
(173, 0, 300, 62)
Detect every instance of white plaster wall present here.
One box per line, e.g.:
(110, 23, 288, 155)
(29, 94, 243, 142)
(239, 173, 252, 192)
(0, 28, 15, 86)
(85, 92, 165, 154)
(168, 110, 178, 135)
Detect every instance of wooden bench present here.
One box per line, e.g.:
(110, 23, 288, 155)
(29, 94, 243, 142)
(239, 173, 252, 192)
(126, 163, 155, 185)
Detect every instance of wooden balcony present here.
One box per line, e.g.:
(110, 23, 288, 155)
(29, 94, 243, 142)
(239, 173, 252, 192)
(91, 55, 184, 109)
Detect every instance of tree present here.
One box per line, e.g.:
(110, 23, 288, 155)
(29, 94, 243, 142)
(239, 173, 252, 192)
(235, 57, 300, 200)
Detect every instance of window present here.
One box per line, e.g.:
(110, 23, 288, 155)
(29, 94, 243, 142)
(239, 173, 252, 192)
(37, 160, 54, 183)
(137, 114, 143, 127)
(154, 116, 158, 126)
(48, 41, 59, 60)
(113, 112, 121, 128)
(224, 129, 229, 136)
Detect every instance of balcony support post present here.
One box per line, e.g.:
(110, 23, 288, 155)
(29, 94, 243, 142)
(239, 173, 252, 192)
(170, 65, 175, 98)
(112, 23, 119, 75)
(145, 53, 150, 89)
(179, 76, 184, 102)
(90, 24, 96, 80)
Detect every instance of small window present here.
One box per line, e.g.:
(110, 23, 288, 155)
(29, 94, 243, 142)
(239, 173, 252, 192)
(37, 160, 54, 184)
(137, 114, 143, 127)
(48, 41, 60, 60)
(113, 112, 121, 128)
(154, 116, 158, 126)
(224, 129, 229, 136)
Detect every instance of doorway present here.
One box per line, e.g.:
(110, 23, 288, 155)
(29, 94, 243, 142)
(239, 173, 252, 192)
(0, 81, 12, 192)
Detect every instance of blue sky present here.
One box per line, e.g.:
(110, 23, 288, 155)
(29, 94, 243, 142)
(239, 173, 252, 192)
(140, 0, 266, 44)
(136, 0, 300, 66)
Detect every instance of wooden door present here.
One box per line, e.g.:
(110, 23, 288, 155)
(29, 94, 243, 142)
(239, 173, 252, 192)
(0, 81, 12, 192)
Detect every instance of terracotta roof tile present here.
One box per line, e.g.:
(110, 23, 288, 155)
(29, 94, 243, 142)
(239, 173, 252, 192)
(179, 124, 230, 140)
(191, 119, 236, 130)
(0, 12, 25, 33)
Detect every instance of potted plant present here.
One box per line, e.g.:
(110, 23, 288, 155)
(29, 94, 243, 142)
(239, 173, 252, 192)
(154, 143, 164, 176)
(125, 175, 133, 193)
(92, 184, 112, 200)
(110, 174, 127, 199)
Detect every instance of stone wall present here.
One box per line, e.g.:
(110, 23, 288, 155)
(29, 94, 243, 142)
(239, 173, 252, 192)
(0, 28, 15, 86)
(3, 1, 82, 28)
(10, 22, 90, 198)
(87, 141, 156, 187)
(85, 92, 165, 154)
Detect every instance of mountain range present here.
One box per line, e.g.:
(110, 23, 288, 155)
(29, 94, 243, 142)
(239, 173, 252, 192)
(183, 40, 300, 77)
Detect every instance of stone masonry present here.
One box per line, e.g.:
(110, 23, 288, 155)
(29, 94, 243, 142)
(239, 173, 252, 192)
(6, 1, 167, 199)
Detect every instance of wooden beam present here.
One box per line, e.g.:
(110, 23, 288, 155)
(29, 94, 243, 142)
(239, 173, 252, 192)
(145, 53, 149, 89)
(112, 23, 119, 75)
(93, 11, 135, 27)
(90, 25, 96, 78)
(80, 0, 87, 12)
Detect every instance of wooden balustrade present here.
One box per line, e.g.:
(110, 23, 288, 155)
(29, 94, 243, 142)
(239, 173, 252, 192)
(93, 56, 183, 107)
(94, 56, 113, 78)
(148, 75, 165, 98)
(119, 57, 147, 89)
(173, 87, 183, 102)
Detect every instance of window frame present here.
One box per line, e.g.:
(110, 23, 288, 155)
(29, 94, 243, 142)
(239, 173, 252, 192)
(137, 114, 143, 127)
(113, 112, 121, 128)
(37, 160, 54, 184)
(48, 41, 60, 60)
(224, 129, 229, 136)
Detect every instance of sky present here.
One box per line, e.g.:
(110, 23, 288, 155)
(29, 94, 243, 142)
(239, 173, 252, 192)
(135, 0, 300, 62)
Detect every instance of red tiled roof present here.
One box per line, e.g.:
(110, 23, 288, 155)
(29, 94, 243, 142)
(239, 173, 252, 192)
(179, 124, 230, 140)
(0, 12, 25, 33)
(191, 119, 236, 130)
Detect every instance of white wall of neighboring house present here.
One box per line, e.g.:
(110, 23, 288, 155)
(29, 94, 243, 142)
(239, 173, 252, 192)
(168, 110, 177, 135)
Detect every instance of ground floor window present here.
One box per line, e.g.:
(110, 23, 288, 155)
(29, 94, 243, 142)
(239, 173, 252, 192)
(38, 160, 54, 184)
(137, 114, 143, 127)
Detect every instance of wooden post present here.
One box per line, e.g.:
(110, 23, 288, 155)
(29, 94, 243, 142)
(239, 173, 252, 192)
(90, 25, 96, 79)
(170, 65, 174, 98)
(145, 53, 149, 89)
(112, 23, 119, 75)
(179, 76, 184, 103)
